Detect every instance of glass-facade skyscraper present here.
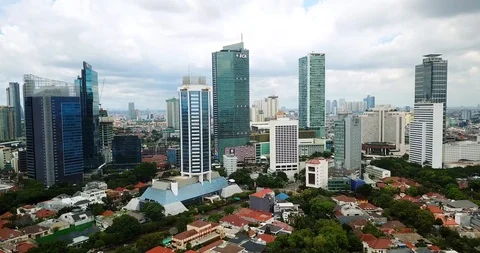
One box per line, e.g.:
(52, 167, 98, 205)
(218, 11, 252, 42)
(299, 53, 326, 138)
(363, 95, 375, 110)
(24, 74, 84, 187)
(334, 113, 361, 170)
(212, 42, 250, 162)
(415, 54, 448, 140)
(179, 76, 211, 182)
(6, 82, 22, 138)
(76, 62, 102, 171)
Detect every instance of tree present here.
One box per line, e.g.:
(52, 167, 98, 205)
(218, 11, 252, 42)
(224, 206, 235, 215)
(207, 213, 223, 222)
(213, 167, 228, 177)
(135, 232, 166, 252)
(106, 215, 141, 242)
(141, 202, 165, 222)
(133, 162, 158, 182)
(88, 203, 106, 216)
(309, 198, 334, 219)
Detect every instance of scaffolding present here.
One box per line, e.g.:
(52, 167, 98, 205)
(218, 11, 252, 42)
(24, 74, 80, 97)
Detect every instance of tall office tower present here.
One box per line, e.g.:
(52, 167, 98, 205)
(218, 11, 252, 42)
(334, 113, 361, 170)
(363, 95, 375, 110)
(76, 62, 102, 171)
(212, 42, 250, 162)
(269, 119, 299, 179)
(298, 53, 326, 138)
(338, 98, 346, 112)
(267, 95, 279, 119)
(128, 102, 136, 120)
(326, 100, 331, 115)
(166, 98, 180, 129)
(179, 76, 211, 181)
(360, 105, 406, 150)
(332, 100, 338, 115)
(409, 103, 443, 168)
(99, 109, 114, 148)
(6, 82, 22, 138)
(415, 54, 448, 140)
(24, 74, 84, 187)
(0, 106, 15, 141)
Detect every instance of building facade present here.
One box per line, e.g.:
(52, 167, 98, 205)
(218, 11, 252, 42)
(99, 109, 114, 148)
(269, 119, 298, 179)
(299, 53, 326, 137)
(360, 105, 406, 150)
(409, 103, 443, 168)
(24, 74, 84, 187)
(223, 154, 237, 176)
(415, 54, 448, 139)
(112, 135, 141, 165)
(6, 82, 22, 138)
(212, 42, 250, 162)
(363, 95, 375, 110)
(443, 139, 480, 163)
(334, 113, 361, 170)
(76, 62, 102, 171)
(128, 102, 135, 120)
(166, 98, 180, 130)
(179, 76, 211, 181)
(166, 147, 180, 167)
(364, 165, 391, 180)
(305, 158, 329, 189)
(0, 106, 15, 142)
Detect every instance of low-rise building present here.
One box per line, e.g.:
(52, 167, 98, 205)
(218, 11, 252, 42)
(219, 215, 249, 230)
(249, 188, 275, 213)
(328, 177, 351, 191)
(172, 220, 223, 249)
(443, 200, 478, 212)
(364, 165, 391, 181)
(273, 202, 302, 223)
(236, 208, 274, 224)
(223, 154, 238, 176)
(20, 225, 50, 240)
(59, 210, 94, 226)
(305, 158, 329, 189)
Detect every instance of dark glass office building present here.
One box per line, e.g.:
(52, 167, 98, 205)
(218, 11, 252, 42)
(212, 42, 250, 162)
(6, 82, 22, 138)
(76, 62, 102, 170)
(112, 135, 141, 165)
(24, 74, 84, 187)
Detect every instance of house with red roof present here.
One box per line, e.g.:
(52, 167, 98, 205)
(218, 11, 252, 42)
(358, 202, 382, 212)
(0, 227, 25, 243)
(257, 233, 275, 243)
(134, 182, 147, 189)
(380, 220, 406, 234)
(146, 246, 174, 253)
(172, 220, 222, 249)
(349, 218, 368, 229)
(34, 209, 56, 220)
(236, 208, 273, 224)
(0, 212, 13, 220)
(101, 210, 115, 217)
(332, 195, 357, 205)
(16, 242, 37, 253)
(220, 215, 249, 230)
(249, 188, 275, 213)
(365, 238, 393, 253)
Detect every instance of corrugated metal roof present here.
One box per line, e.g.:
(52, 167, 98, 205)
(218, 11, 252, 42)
(140, 177, 228, 205)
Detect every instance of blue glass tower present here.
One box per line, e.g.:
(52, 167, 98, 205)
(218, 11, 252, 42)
(24, 74, 84, 187)
(179, 76, 211, 182)
(6, 82, 22, 138)
(76, 62, 102, 171)
(212, 42, 250, 162)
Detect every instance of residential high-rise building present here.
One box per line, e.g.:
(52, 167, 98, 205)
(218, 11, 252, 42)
(0, 106, 15, 141)
(179, 76, 211, 181)
(252, 95, 279, 122)
(461, 110, 472, 120)
(298, 53, 326, 137)
(305, 158, 329, 189)
(409, 103, 443, 168)
(223, 154, 238, 176)
(338, 98, 346, 112)
(360, 105, 406, 150)
(6, 82, 22, 138)
(334, 113, 361, 170)
(269, 119, 298, 179)
(363, 95, 375, 110)
(212, 42, 250, 162)
(415, 54, 448, 139)
(326, 100, 331, 115)
(99, 109, 114, 163)
(128, 102, 136, 120)
(332, 100, 338, 116)
(166, 98, 180, 129)
(24, 74, 84, 187)
(267, 95, 279, 119)
(76, 62, 102, 171)
(112, 135, 141, 165)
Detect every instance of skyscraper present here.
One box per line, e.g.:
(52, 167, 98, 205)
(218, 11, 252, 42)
(415, 54, 448, 139)
(128, 102, 136, 120)
(212, 42, 250, 162)
(179, 76, 211, 182)
(269, 119, 299, 179)
(409, 103, 443, 168)
(299, 53, 326, 138)
(24, 74, 84, 187)
(332, 100, 338, 115)
(166, 98, 180, 129)
(99, 109, 114, 163)
(0, 106, 15, 141)
(334, 113, 361, 170)
(363, 95, 375, 110)
(76, 62, 102, 171)
(6, 82, 22, 138)
(360, 105, 406, 150)
(326, 100, 331, 115)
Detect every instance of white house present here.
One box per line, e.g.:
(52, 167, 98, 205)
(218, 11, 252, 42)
(59, 210, 94, 226)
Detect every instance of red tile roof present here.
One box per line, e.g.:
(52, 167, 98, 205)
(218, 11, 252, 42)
(358, 203, 378, 210)
(250, 188, 273, 198)
(0, 228, 22, 241)
(102, 210, 115, 217)
(429, 245, 441, 251)
(0, 212, 13, 220)
(257, 233, 276, 243)
(306, 158, 326, 164)
(236, 208, 272, 222)
(381, 221, 406, 230)
(349, 218, 368, 227)
(198, 240, 223, 253)
(185, 251, 198, 253)
(135, 182, 147, 189)
(248, 230, 255, 237)
(145, 246, 175, 253)
(16, 242, 36, 253)
(22, 205, 35, 209)
(173, 229, 198, 240)
(220, 214, 249, 227)
(367, 238, 392, 249)
(332, 195, 356, 203)
(426, 205, 444, 214)
(359, 234, 377, 242)
(271, 221, 294, 232)
(35, 209, 56, 219)
(189, 220, 211, 228)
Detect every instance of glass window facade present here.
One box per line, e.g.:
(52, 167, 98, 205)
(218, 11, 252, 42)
(212, 42, 250, 162)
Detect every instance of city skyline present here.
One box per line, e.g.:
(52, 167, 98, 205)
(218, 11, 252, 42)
(1, 0, 479, 110)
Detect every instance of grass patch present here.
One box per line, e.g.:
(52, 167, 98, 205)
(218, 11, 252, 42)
(36, 221, 95, 244)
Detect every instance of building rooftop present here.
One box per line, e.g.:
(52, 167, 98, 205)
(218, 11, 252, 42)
(236, 208, 272, 223)
(275, 193, 289, 201)
(146, 246, 175, 253)
(220, 215, 249, 227)
(189, 220, 211, 228)
(306, 158, 326, 164)
(445, 200, 478, 209)
(250, 188, 273, 198)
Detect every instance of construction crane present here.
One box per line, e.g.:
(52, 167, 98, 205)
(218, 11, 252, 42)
(99, 78, 105, 109)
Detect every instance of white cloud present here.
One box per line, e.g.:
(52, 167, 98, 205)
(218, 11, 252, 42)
(0, 0, 479, 110)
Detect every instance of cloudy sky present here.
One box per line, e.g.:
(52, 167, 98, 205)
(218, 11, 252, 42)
(0, 0, 479, 110)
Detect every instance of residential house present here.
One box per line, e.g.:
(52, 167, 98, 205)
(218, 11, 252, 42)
(443, 200, 478, 212)
(16, 242, 37, 253)
(381, 221, 406, 234)
(249, 188, 275, 213)
(257, 224, 284, 235)
(37, 219, 69, 232)
(172, 220, 223, 249)
(146, 246, 175, 253)
(358, 203, 382, 213)
(219, 215, 249, 230)
(20, 225, 50, 240)
(59, 210, 94, 226)
(236, 208, 274, 224)
(331, 195, 357, 205)
(273, 202, 302, 222)
(0, 228, 24, 244)
(34, 209, 56, 220)
(256, 233, 275, 244)
(16, 205, 38, 216)
(359, 234, 392, 253)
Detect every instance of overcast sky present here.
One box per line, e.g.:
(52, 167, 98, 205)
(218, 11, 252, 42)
(0, 0, 479, 110)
